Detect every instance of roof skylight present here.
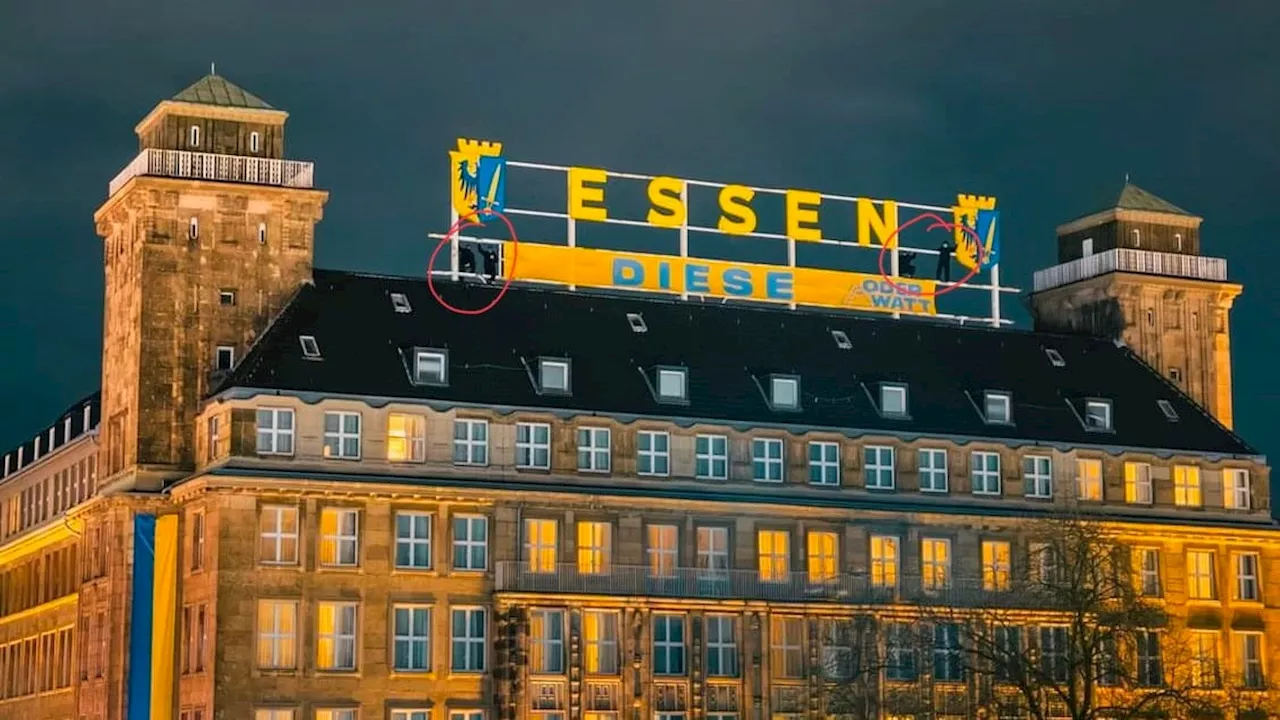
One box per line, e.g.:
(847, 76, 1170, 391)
(299, 335, 321, 359)
(1157, 399, 1179, 422)
(627, 313, 648, 333)
(1044, 348, 1065, 367)
(831, 330, 852, 350)
(390, 292, 412, 314)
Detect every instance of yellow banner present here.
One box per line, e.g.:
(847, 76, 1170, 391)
(503, 243, 937, 316)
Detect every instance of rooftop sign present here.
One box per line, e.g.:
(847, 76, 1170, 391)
(436, 138, 1017, 325)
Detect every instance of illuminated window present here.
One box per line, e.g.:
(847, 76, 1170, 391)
(870, 535, 898, 588)
(770, 616, 804, 678)
(1188, 632, 1220, 688)
(1136, 630, 1162, 686)
(1076, 459, 1103, 501)
(982, 541, 1011, 591)
(577, 427, 611, 472)
(256, 710, 295, 720)
(1225, 469, 1251, 510)
(638, 431, 670, 476)
(316, 602, 358, 671)
(769, 375, 800, 410)
(530, 609, 565, 674)
(751, 438, 784, 482)
(258, 506, 299, 565)
(450, 607, 486, 672)
(806, 530, 838, 584)
(524, 518, 557, 573)
(705, 615, 737, 677)
(1236, 632, 1265, 689)
(452, 419, 488, 466)
(647, 524, 678, 578)
(452, 514, 488, 570)
(757, 529, 790, 582)
(864, 445, 894, 489)
(256, 600, 297, 669)
(971, 451, 1001, 495)
(316, 711, 356, 720)
(652, 614, 685, 675)
(1174, 465, 1202, 507)
(318, 508, 359, 567)
(392, 605, 431, 672)
(516, 422, 551, 470)
(695, 434, 728, 480)
(1186, 550, 1216, 600)
(1124, 462, 1152, 504)
(394, 512, 432, 569)
(583, 610, 619, 674)
(577, 521, 611, 574)
(921, 538, 950, 591)
(919, 448, 948, 492)
(322, 412, 361, 460)
(387, 413, 426, 462)
(808, 441, 840, 485)
(1022, 455, 1052, 498)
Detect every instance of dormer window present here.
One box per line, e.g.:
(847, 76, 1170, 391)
(63, 416, 72, 439)
(390, 293, 412, 314)
(299, 335, 321, 359)
(626, 313, 648, 333)
(189, 125, 200, 147)
(538, 358, 571, 394)
(1084, 399, 1112, 431)
(1044, 348, 1065, 367)
(655, 366, 688, 403)
(413, 349, 447, 385)
(769, 375, 800, 411)
(983, 391, 1012, 425)
(48, 427, 57, 450)
(250, 131, 261, 153)
(1157, 399, 1179, 422)
(879, 383, 908, 417)
(831, 330, 852, 350)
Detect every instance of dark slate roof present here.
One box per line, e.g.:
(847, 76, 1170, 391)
(0, 391, 101, 481)
(1111, 183, 1194, 216)
(218, 270, 1256, 457)
(172, 74, 274, 110)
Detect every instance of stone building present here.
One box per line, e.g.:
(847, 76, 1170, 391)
(0, 74, 1275, 720)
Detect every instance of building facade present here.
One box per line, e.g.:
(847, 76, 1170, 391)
(0, 75, 1277, 720)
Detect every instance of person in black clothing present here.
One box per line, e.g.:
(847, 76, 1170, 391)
(935, 239, 954, 282)
(479, 245, 500, 283)
(899, 251, 917, 279)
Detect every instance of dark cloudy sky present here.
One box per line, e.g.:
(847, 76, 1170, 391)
(1, 1, 1278, 460)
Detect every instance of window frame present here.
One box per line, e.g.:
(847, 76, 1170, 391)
(386, 412, 427, 463)
(807, 441, 840, 486)
(751, 438, 785, 483)
(983, 390, 1013, 425)
(1225, 468, 1252, 510)
(1022, 454, 1052, 499)
(391, 604, 432, 673)
(259, 505, 300, 566)
(863, 445, 895, 490)
(452, 514, 489, 571)
(315, 601, 359, 672)
(394, 511, 433, 570)
(452, 418, 489, 466)
(413, 348, 448, 386)
(918, 448, 949, 493)
(322, 411, 362, 460)
(515, 421, 552, 470)
(768, 374, 801, 411)
(318, 507, 360, 568)
(538, 357, 572, 395)
(879, 383, 908, 417)
(637, 430, 671, 477)
(255, 599, 298, 670)
(255, 407, 295, 456)
(1083, 398, 1113, 431)
(655, 366, 688, 403)
(576, 427, 612, 473)
(694, 434, 729, 480)
(970, 451, 1001, 495)
(449, 606, 488, 673)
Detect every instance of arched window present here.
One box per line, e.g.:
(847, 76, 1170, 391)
(189, 217, 200, 240)
(257, 222, 267, 244)
(189, 125, 200, 147)
(250, 132, 261, 153)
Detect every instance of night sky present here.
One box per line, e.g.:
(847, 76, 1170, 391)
(2, 2, 1277, 461)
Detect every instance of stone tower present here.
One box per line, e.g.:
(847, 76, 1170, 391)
(92, 73, 329, 490)
(1028, 183, 1241, 428)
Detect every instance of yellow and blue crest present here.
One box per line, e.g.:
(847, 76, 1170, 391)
(449, 138, 506, 222)
(952, 194, 1000, 271)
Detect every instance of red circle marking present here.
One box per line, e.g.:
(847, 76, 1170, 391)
(426, 208, 520, 315)
(875, 212, 986, 298)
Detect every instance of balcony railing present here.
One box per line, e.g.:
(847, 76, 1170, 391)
(494, 562, 1060, 609)
(1032, 248, 1227, 292)
(108, 148, 315, 197)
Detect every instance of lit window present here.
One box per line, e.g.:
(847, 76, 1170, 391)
(652, 614, 685, 675)
(647, 524, 678, 578)
(1084, 399, 1112, 431)
(189, 125, 200, 147)
(219, 289, 236, 306)
(576, 521, 611, 574)
(919, 448, 948, 492)
(808, 441, 840, 485)
(983, 391, 1012, 424)
(921, 538, 950, 591)
(1235, 553, 1260, 602)
(450, 607, 486, 672)
(515, 422, 551, 470)
(523, 518, 557, 573)
(249, 131, 261, 153)
(751, 438, 784, 482)
(1124, 462, 1152, 504)
(214, 346, 235, 371)
(316, 602, 358, 671)
(392, 605, 431, 672)
(637, 430, 670, 476)
(452, 515, 488, 570)
(769, 375, 800, 410)
(530, 609, 565, 674)
(414, 349, 447, 385)
(1022, 455, 1052, 498)
(322, 412, 361, 460)
(1237, 633, 1265, 689)
(806, 530, 838, 584)
(319, 508, 359, 567)
(584, 611, 619, 675)
(864, 445, 895, 490)
(189, 216, 200, 240)
(1044, 348, 1066, 367)
(1174, 465, 1202, 507)
(982, 540, 1011, 591)
(539, 358, 570, 394)
(259, 506, 299, 565)
(870, 535, 898, 588)
(880, 384, 907, 417)
(390, 292, 412, 313)
(316, 710, 355, 720)
(1076, 458, 1103, 501)
(256, 599, 297, 669)
(1225, 469, 1251, 510)
(1186, 550, 1215, 600)
(656, 367, 687, 402)
(757, 529, 789, 582)
(387, 413, 426, 462)
(299, 335, 321, 359)
(831, 329, 852, 350)
(395, 512, 432, 569)
(576, 427, 611, 473)
(695, 434, 728, 480)
(452, 419, 488, 466)
(971, 451, 1001, 495)
(705, 615, 737, 677)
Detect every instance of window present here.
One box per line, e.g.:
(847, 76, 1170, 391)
(189, 125, 200, 146)
(880, 383, 908, 417)
(256, 711, 295, 720)
(919, 448, 948, 492)
(1235, 552, 1260, 601)
(652, 614, 685, 675)
(971, 451, 1001, 495)
(450, 712, 484, 720)
(319, 508, 360, 567)
(697, 526, 730, 577)
(215, 345, 235, 371)
(255, 408, 295, 455)
(982, 540, 1011, 591)
(322, 412, 361, 460)
(1084, 399, 1112, 431)
(219, 289, 236, 306)
(191, 511, 205, 571)
(450, 607, 486, 672)
(822, 619, 855, 680)
(769, 375, 799, 410)
(695, 434, 728, 480)
(189, 216, 200, 240)
(864, 445, 895, 489)
(516, 422, 551, 470)
(395, 512, 432, 569)
(389, 292, 412, 313)
(757, 529, 790, 582)
(1076, 458, 1102, 501)
(1125, 462, 1152, 504)
(983, 391, 1012, 424)
(259, 506, 299, 565)
(1190, 632, 1220, 688)
(387, 413, 426, 462)
(257, 222, 267, 244)
(1040, 626, 1068, 683)
(626, 312, 647, 332)
(1044, 348, 1066, 367)
(453, 419, 488, 465)
(256, 600, 297, 669)
(1174, 465, 1202, 507)
(705, 615, 738, 677)
(771, 616, 804, 679)
(870, 535, 898, 587)
(933, 624, 962, 682)
(393, 605, 431, 671)
(1137, 548, 1161, 597)
(751, 438, 784, 482)
(577, 521, 611, 574)
(316, 711, 356, 720)
(638, 431, 670, 476)
(583, 610, 618, 674)
(808, 441, 840, 485)
(1146, 309, 1155, 326)
(656, 367, 687, 402)
(249, 131, 261, 153)
(524, 518, 558, 573)
(452, 515, 488, 570)
(414, 350, 447, 385)
(1237, 632, 1265, 688)
(530, 609, 566, 674)
(1168, 368, 1183, 383)
(1022, 455, 1051, 498)
(1136, 630, 1163, 686)
(539, 358, 571, 393)
(993, 626, 1022, 682)
(576, 427, 611, 472)
(1225, 469, 1251, 510)
(831, 329, 852, 349)
(207, 414, 221, 462)
(921, 538, 950, 591)
(885, 623, 917, 681)
(647, 524, 678, 578)
(316, 602, 358, 671)
(806, 530, 838, 583)
(1186, 550, 1216, 600)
